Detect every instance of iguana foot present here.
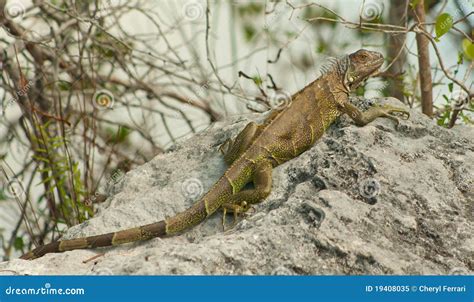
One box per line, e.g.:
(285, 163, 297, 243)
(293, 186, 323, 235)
(375, 104, 410, 125)
(342, 101, 410, 127)
(219, 138, 232, 155)
(221, 201, 252, 231)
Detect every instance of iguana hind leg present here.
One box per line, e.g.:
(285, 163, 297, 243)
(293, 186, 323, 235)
(222, 160, 272, 229)
(220, 122, 261, 165)
(222, 201, 252, 230)
(342, 102, 410, 126)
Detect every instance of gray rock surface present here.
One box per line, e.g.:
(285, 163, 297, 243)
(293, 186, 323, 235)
(1, 97, 473, 275)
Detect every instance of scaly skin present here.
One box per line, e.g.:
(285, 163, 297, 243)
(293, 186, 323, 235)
(20, 49, 409, 260)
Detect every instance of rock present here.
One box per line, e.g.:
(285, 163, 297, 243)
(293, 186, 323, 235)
(1, 97, 472, 275)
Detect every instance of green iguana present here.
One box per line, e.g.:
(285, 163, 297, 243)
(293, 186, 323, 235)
(20, 49, 409, 260)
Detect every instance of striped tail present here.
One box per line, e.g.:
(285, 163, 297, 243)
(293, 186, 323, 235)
(19, 220, 168, 260)
(20, 168, 240, 260)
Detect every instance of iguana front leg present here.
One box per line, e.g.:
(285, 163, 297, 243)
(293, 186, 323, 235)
(341, 102, 410, 126)
(220, 122, 261, 165)
(221, 160, 272, 229)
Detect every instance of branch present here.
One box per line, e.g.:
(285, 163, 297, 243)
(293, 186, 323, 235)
(414, 0, 433, 117)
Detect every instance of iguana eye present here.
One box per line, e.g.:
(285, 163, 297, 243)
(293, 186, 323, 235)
(348, 76, 354, 83)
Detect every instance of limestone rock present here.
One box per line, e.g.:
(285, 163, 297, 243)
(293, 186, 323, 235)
(1, 98, 472, 275)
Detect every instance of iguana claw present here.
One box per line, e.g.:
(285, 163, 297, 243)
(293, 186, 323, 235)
(376, 104, 410, 125)
(219, 139, 231, 155)
(221, 201, 252, 231)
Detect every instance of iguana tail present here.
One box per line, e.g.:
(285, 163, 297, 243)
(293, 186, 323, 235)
(20, 161, 245, 260)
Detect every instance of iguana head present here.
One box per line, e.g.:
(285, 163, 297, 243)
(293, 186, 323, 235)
(342, 49, 384, 91)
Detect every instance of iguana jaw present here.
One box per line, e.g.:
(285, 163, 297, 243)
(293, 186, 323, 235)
(356, 57, 384, 88)
(368, 58, 384, 76)
(345, 50, 384, 91)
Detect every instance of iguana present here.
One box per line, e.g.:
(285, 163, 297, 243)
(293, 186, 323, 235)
(20, 49, 409, 260)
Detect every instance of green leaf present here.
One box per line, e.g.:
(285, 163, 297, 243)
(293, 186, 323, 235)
(410, 0, 421, 9)
(243, 24, 256, 42)
(117, 126, 131, 142)
(0, 190, 6, 201)
(252, 76, 262, 86)
(14, 237, 24, 250)
(462, 38, 474, 60)
(435, 13, 453, 39)
(437, 110, 450, 126)
(33, 155, 50, 163)
(39, 175, 54, 186)
(57, 80, 72, 91)
(316, 44, 326, 53)
(237, 3, 263, 16)
(457, 52, 464, 65)
(355, 86, 365, 96)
